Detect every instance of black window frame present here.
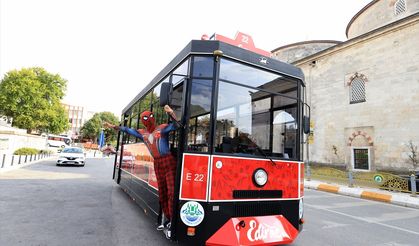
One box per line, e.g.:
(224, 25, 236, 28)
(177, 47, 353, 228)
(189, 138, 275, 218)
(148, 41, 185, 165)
(212, 57, 303, 161)
(184, 55, 215, 154)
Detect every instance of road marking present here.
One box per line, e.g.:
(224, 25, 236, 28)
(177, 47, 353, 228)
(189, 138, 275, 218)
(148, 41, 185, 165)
(320, 220, 349, 229)
(304, 194, 337, 199)
(365, 210, 419, 223)
(306, 204, 419, 236)
(307, 201, 375, 210)
(376, 241, 413, 246)
(306, 189, 419, 212)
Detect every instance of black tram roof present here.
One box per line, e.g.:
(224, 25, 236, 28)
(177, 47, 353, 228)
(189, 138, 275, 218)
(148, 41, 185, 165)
(122, 40, 305, 114)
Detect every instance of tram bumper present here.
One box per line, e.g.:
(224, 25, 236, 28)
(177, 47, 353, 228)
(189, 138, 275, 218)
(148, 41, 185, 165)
(206, 215, 298, 246)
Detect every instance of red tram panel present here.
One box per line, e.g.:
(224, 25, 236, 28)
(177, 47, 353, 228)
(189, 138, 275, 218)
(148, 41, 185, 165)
(210, 155, 300, 201)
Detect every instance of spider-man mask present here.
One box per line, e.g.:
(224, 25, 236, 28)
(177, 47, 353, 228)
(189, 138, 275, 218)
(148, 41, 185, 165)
(140, 111, 156, 132)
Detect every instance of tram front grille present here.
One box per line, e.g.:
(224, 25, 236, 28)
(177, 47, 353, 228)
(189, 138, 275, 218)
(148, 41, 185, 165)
(234, 202, 281, 217)
(233, 190, 282, 199)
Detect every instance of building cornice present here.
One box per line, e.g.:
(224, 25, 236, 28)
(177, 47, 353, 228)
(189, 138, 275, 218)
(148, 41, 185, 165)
(271, 40, 341, 53)
(293, 12, 419, 67)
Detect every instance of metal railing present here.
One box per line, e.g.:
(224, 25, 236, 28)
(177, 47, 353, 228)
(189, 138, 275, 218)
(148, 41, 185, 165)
(0, 153, 51, 170)
(307, 165, 418, 196)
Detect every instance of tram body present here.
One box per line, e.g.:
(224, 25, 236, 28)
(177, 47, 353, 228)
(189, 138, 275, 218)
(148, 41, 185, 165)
(113, 40, 308, 245)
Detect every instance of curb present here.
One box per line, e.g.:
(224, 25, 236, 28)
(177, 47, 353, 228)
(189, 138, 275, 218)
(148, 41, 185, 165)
(305, 180, 419, 209)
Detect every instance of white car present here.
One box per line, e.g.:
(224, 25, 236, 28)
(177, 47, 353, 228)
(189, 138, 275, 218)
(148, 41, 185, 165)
(56, 147, 86, 166)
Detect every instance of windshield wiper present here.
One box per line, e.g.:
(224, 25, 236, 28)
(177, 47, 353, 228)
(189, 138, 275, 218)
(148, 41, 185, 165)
(254, 145, 277, 167)
(244, 137, 277, 167)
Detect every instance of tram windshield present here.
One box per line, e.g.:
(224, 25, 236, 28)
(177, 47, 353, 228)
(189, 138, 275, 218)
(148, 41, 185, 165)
(214, 58, 300, 159)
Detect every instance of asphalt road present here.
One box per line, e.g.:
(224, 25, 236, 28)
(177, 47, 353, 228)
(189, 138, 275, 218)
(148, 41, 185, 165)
(1, 158, 419, 246)
(0, 157, 171, 246)
(293, 189, 419, 246)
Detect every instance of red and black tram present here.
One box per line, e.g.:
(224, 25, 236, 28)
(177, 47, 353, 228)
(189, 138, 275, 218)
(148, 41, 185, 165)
(113, 37, 309, 245)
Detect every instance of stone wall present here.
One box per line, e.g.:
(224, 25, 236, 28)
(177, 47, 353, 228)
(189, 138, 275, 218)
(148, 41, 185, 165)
(0, 125, 47, 155)
(296, 17, 419, 172)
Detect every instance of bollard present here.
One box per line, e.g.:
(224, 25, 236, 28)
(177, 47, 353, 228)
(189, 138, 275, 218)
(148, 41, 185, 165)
(411, 174, 417, 197)
(1, 154, 5, 168)
(348, 171, 354, 187)
(306, 164, 311, 181)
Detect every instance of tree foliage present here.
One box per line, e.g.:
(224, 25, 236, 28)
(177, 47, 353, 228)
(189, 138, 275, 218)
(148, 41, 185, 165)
(406, 140, 418, 172)
(0, 67, 69, 134)
(80, 112, 119, 143)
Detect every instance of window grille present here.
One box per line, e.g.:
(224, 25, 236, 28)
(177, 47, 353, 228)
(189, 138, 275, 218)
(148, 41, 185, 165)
(394, 0, 406, 16)
(353, 148, 369, 170)
(350, 76, 366, 104)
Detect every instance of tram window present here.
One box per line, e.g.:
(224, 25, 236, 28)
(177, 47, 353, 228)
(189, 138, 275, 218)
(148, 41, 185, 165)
(273, 90, 297, 107)
(127, 115, 137, 144)
(169, 83, 184, 150)
(272, 108, 297, 158)
(192, 56, 213, 78)
(152, 83, 166, 126)
(267, 79, 297, 96)
(171, 83, 184, 120)
(219, 59, 280, 89)
(190, 79, 212, 114)
(187, 79, 212, 152)
(143, 91, 153, 112)
(215, 82, 271, 156)
(130, 118, 139, 143)
(172, 59, 189, 85)
(188, 114, 210, 152)
(130, 102, 141, 142)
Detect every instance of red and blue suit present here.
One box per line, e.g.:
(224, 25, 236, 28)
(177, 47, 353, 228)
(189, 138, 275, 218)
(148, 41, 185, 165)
(119, 110, 177, 220)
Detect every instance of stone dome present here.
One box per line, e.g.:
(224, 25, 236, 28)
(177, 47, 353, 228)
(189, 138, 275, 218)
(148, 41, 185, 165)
(271, 40, 341, 63)
(346, 0, 419, 39)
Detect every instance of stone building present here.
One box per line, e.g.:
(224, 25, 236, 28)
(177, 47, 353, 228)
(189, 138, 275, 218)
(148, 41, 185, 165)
(62, 103, 95, 140)
(272, 0, 419, 172)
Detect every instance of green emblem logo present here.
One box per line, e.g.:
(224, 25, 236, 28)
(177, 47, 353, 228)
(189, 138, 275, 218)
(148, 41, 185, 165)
(180, 201, 205, 226)
(373, 174, 384, 183)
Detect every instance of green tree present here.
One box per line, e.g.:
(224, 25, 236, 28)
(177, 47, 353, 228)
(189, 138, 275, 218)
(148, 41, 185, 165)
(0, 67, 69, 134)
(80, 112, 119, 144)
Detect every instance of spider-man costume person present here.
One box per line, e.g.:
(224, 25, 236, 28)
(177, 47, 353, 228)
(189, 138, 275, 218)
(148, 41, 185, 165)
(104, 105, 178, 227)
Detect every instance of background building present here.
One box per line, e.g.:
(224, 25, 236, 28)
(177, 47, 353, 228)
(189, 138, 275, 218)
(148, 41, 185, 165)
(62, 103, 95, 140)
(272, 0, 419, 172)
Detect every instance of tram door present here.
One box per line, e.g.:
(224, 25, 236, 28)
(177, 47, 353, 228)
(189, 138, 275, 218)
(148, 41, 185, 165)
(168, 81, 185, 155)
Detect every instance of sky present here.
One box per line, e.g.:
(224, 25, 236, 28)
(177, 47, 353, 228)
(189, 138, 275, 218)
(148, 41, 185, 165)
(0, 0, 371, 117)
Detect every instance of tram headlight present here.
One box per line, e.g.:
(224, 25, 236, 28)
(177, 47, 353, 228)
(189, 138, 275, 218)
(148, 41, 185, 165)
(299, 199, 304, 219)
(253, 168, 268, 187)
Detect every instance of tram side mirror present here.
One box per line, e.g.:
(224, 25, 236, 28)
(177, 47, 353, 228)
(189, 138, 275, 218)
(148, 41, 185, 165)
(159, 82, 173, 106)
(303, 116, 310, 134)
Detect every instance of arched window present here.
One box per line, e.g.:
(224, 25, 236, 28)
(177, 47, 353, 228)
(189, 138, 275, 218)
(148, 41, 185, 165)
(349, 75, 366, 104)
(394, 0, 407, 16)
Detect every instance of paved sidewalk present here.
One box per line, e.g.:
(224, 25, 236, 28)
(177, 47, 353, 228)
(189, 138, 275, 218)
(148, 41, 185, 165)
(305, 179, 419, 209)
(0, 155, 55, 173)
(85, 150, 109, 158)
